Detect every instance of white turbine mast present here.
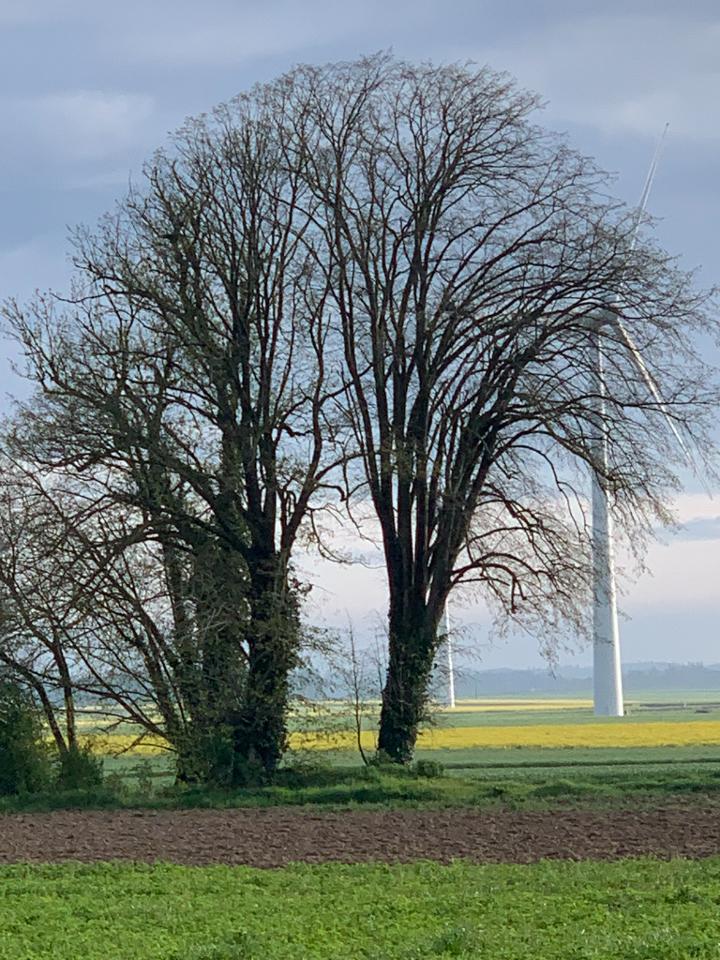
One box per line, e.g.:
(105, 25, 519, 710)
(591, 124, 678, 717)
(443, 599, 456, 708)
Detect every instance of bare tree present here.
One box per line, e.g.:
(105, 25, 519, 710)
(3, 86, 347, 778)
(273, 55, 718, 761)
(0, 456, 253, 781)
(0, 479, 79, 759)
(3, 54, 717, 772)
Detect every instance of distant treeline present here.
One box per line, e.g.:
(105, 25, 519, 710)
(294, 661, 720, 700)
(450, 663, 720, 697)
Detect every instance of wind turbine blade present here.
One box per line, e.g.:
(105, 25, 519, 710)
(631, 122, 669, 250)
(613, 317, 693, 465)
(609, 125, 670, 309)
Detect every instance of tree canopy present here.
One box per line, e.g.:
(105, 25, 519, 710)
(2, 54, 717, 770)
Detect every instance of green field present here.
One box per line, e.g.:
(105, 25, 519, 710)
(5, 749, 720, 817)
(3, 858, 720, 959)
(6, 694, 720, 959)
(430, 703, 720, 728)
(290, 693, 720, 732)
(10, 692, 718, 814)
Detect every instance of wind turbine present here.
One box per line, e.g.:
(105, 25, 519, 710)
(442, 601, 456, 708)
(590, 125, 689, 716)
(439, 132, 679, 717)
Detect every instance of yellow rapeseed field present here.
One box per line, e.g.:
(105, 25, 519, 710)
(290, 720, 720, 752)
(419, 721, 720, 749)
(72, 711, 720, 756)
(436, 700, 593, 712)
(77, 734, 169, 757)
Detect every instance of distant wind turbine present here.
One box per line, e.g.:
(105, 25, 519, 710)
(440, 127, 684, 715)
(589, 124, 691, 717)
(443, 601, 456, 708)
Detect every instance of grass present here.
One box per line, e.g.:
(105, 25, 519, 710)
(12, 694, 720, 813)
(3, 858, 720, 959)
(6, 697, 720, 958)
(431, 707, 720, 728)
(4, 755, 720, 815)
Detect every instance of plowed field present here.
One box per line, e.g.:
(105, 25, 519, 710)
(2, 800, 719, 867)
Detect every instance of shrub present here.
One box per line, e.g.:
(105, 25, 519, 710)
(370, 749, 396, 767)
(56, 743, 104, 790)
(102, 771, 128, 798)
(412, 758, 445, 779)
(175, 728, 235, 787)
(130, 758, 155, 795)
(279, 750, 334, 786)
(0, 678, 51, 795)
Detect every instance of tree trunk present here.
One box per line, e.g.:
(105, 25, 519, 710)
(179, 534, 246, 785)
(231, 549, 298, 782)
(173, 721, 232, 786)
(377, 597, 438, 763)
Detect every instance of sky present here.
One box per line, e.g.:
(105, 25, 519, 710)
(0, 0, 718, 670)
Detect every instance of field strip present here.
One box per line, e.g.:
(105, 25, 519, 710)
(70, 719, 720, 756)
(293, 720, 720, 751)
(2, 802, 720, 867)
(417, 721, 720, 749)
(437, 699, 594, 711)
(3, 858, 720, 960)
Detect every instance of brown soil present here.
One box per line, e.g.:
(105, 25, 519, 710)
(2, 801, 720, 867)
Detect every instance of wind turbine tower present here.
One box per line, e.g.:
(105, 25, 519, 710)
(443, 601, 456, 709)
(591, 126, 672, 717)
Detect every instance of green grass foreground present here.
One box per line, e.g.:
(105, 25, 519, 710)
(0, 748, 720, 814)
(4, 749, 720, 814)
(2, 858, 720, 959)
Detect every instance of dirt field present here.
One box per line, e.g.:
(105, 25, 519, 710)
(2, 801, 720, 867)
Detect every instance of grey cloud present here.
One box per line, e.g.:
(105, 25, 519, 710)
(0, 0, 718, 668)
(92, 0, 429, 69)
(1, 91, 156, 163)
(0, 0, 102, 27)
(0, 232, 73, 299)
(122, 3, 356, 67)
(465, 12, 720, 142)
